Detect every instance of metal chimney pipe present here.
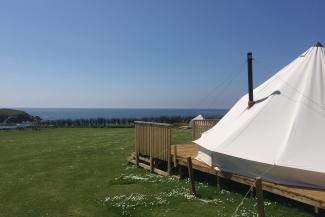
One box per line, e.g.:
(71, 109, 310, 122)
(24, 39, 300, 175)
(247, 52, 254, 108)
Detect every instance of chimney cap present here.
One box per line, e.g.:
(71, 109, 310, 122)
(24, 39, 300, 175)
(314, 42, 324, 47)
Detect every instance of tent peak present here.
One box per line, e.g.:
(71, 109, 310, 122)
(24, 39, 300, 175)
(314, 42, 323, 47)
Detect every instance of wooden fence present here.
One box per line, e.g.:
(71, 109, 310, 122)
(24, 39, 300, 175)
(192, 119, 219, 140)
(134, 121, 172, 175)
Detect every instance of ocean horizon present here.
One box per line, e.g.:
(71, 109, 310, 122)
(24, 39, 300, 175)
(17, 108, 228, 121)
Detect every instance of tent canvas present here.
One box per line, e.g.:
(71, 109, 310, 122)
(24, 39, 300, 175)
(195, 43, 325, 189)
(189, 114, 204, 127)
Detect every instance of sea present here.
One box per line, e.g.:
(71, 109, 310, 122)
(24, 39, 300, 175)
(20, 108, 228, 121)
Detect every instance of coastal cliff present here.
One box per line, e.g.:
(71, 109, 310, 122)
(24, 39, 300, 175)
(0, 109, 41, 124)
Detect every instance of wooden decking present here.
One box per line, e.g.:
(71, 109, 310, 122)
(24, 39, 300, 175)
(128, 142, 325, 212)
(127, 121, 325, 214)
(172, 144, 217, 174)
(172, 144, 325, 211)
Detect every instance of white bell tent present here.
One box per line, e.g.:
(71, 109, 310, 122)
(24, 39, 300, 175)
(189, 114, 204, 127)
(195, 42, 325, 189)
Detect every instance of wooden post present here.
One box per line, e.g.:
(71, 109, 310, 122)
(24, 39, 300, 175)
(135, 124, 139, 167)
(255, 177, 265, 217)
(135, 152, 139, 167)
(167, 128, 171, 175)
(192, 121, 195, 140)
(173, 145, 177, 167)
(167, 156, 171, 176)
(149, 126, 154, 172)
(314, 206, 319, 215)
(150, 156, 154, 172)
(187, 157, 196, 196)
(216, 175, 221, 191)
(179, 166, 184, 179)
(250, 186, 255, 199)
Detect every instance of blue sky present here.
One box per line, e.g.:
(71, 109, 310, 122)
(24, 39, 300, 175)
(1, 0, 324, 108)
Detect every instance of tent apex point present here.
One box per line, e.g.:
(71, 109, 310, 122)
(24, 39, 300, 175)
(314, 42, 323, 47)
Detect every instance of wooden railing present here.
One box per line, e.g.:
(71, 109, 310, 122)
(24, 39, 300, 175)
(134, 121, 172, 175)
(192, 119, 219, 140)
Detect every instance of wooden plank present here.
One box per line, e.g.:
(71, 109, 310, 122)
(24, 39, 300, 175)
(192, 119, 219, 140)
(149, 125, 152, 162)
(138, 155, 150, 163)
(134, 121, 171, 127)
(192, 122, 196, 140)
(261, 183, 325, 209)
(167, 128, 171, 175)
(128, 158, 169, 176)
(178, 158, 216, 175)
(135, 125, 138, 154)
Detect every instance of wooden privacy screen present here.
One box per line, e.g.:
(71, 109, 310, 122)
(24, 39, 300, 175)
(135, 121, 171, 162)
(192, 119, 219, 140)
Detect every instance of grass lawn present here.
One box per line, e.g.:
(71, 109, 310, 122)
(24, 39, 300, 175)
(0, 128, 314, 217)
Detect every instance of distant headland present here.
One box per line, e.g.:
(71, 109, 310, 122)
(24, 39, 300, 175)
(0, 108, 41, 124)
